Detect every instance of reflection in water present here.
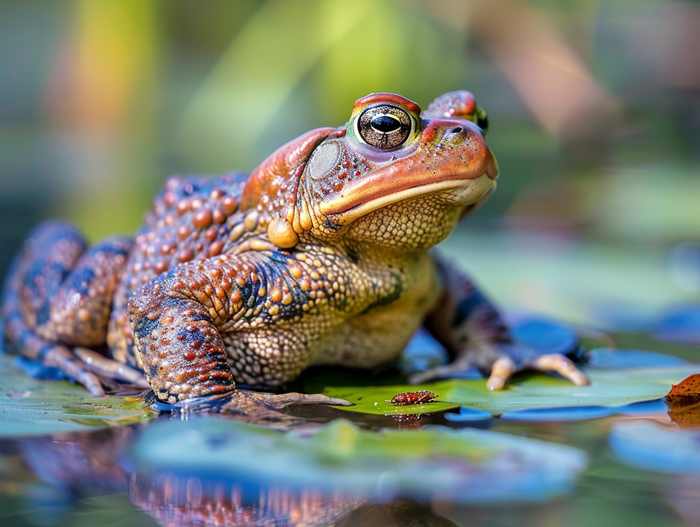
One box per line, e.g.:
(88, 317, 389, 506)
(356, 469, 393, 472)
(128, 471, 460, 526)
(131, 471, 463, 526)
(129, 471, 363, 527)
(10, 426, 460, 527)
(20, 428, 131, 494)
(334, 500, 459, 527)
(666, 398, 700, 428)
(665, 373, 700, 428)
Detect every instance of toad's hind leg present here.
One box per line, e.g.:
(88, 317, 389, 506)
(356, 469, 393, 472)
(414, 254, 589, 389)
(1, 220, 136, 395)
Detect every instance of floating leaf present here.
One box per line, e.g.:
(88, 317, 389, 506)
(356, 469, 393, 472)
(0, 353, 155, 437)
(309, 362, 700, 417)
(132, 418, 586, 503)
(315, 379, 460, 416)
(665, 373, 700, 427)
(311, 343, 699, 418)
(610, 421, 700, 473)
(667, 373, 700, 400)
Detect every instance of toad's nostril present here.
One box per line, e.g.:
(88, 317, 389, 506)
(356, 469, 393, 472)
(444, 126, 465, 140)
(442, 126, 466, 143)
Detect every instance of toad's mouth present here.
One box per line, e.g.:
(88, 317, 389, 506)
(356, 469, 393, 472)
(318, 155, 498, 224)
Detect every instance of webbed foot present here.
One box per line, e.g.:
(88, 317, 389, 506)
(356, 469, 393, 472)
(238, 390, 353, 410)
(409, 343, 589, 390)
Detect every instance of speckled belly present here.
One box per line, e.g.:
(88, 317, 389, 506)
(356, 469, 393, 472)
(315, 308, 426, 368)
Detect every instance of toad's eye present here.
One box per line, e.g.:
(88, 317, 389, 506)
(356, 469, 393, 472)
(357, 104, 412, 149)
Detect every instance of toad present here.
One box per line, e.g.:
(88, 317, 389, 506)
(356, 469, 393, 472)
(1, 91, 588, 412)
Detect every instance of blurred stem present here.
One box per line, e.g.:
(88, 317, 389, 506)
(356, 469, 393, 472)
(45, 0, 159, 241)
(177, 0, 367, 172)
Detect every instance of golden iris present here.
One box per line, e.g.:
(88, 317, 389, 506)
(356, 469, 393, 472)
(357, 104, 412, 149)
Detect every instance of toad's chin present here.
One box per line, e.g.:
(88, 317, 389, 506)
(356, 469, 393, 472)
(320, 172, 497, 225)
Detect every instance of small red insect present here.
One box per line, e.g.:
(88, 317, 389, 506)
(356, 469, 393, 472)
(386, 390, 437, 406)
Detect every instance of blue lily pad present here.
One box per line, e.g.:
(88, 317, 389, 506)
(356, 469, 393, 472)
(402, 315, 580, 377)
(610, 421, 700, 473)
(444, 407, 493, 422)
(401, 329, 449, 374)
(587, 348, 689, 369)
(654, 305, 700, 345)
(508, 315, 580, 356)
(617, 399, 670, 416)
(498, 398, 669, 422)
(500, 406, 614, 422)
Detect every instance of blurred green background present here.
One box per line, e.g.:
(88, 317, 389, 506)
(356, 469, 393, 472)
(1, 0, 699, 324)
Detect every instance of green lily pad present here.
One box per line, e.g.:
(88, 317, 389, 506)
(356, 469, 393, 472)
(0, 353, 155, 437)
(307, 362, 700, 417)
(322, 383, 460, 416)
(132, 417, 587, 502)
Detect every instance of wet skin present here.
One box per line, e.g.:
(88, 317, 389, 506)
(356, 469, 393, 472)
(1, 91, 588, 411)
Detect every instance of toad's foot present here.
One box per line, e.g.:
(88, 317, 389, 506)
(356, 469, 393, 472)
(73, 347, 149, 388)
(409, 343, 589, 390)
(158, 390, 352, 426)
(4, 304, 146, 396)
(3, 304, 103, 396)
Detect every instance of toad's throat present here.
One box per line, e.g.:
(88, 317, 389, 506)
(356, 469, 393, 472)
(319, 171, 496, 223)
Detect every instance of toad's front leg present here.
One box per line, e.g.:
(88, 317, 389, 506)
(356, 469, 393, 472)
(126, 255, 347, 411)
(414, 255, 589, 389)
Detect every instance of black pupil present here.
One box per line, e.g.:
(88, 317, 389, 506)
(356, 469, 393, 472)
(357, 105, 411, 149)
(371, 115, 400, 133)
